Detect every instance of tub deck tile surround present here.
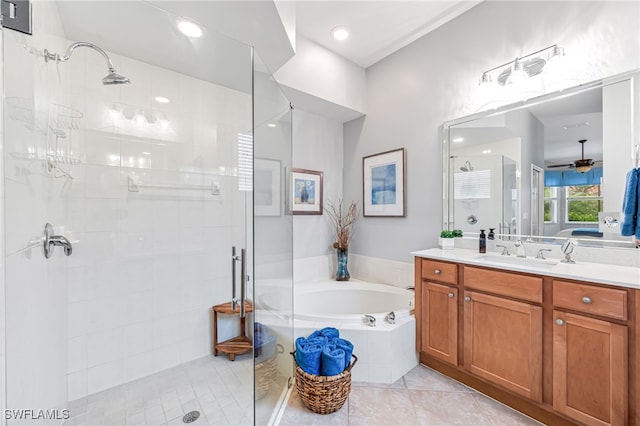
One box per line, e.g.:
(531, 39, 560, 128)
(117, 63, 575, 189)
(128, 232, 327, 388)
(280, 364, 542, 425)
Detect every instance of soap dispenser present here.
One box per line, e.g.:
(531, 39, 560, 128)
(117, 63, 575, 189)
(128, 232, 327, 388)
(479, 229, 487, 253)
(488, 228, 495, 240)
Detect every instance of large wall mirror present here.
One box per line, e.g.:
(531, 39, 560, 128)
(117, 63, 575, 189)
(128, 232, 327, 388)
(443, 69, 639, 249)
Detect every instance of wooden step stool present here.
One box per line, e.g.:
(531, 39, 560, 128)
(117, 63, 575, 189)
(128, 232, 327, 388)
(212, 301, 253, 361)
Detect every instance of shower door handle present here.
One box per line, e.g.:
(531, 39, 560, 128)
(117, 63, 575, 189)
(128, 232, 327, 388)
(240, 248, 247, 318)
(231, 246, 240, 310)
(42, 222, 73, 258)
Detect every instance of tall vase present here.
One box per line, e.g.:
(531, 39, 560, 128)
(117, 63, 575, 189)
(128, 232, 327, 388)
(335, 248, 350, 281)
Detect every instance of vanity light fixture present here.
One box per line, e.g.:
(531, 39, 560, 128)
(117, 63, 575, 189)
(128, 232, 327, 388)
(331, 26, 350, 41)
(479, 44, 565, 87)
(177, 17, 204, 38)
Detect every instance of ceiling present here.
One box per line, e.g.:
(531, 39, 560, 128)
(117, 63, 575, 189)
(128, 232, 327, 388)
(295, 1, 482, 68)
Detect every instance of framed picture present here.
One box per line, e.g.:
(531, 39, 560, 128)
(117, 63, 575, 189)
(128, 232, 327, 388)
(363, 148, 406, 217)
(254, 158, 281, 216)
(290, 168, 323, 215)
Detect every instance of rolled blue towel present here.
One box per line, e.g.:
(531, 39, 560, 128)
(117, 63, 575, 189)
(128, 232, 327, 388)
(295, 337, 322, 375)
(319, 327, 340, 340)
(307, 335, 328, 347)
(254, 331, 276, 362)
(321, 344, 346, 376)
(308, 329, 322, 339)
(330, 338, 353, 367)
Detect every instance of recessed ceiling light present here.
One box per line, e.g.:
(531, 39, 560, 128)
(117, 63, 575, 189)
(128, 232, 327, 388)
(154, 96, 170, 104)
(331, 26, 349, 41)
(482, 149, 492, 154)
(452, 137, 464, 143)
(266, 123, 277, 128)
(177, 17, 204, 38)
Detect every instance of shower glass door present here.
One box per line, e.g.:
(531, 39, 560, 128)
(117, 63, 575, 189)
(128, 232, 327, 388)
(0, 1, 284, 425)
(252, 52, 294, 424)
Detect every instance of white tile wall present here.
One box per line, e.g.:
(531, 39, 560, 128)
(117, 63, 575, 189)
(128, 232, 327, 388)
(60, 48, 252, 396)
(3, 22, 254, 406)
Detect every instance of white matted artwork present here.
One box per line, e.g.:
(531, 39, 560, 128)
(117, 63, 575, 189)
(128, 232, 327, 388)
(290, 168, 323, 215)
(362, 148, 406, 217)
(255, 158, 281, 216)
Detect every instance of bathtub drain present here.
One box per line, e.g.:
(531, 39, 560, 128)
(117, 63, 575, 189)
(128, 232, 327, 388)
(182, 411, 200, 423)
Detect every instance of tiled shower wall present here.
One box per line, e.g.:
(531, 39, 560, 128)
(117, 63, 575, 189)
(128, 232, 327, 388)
(3, 7, 254, 406)
(62, 51, 252, 399)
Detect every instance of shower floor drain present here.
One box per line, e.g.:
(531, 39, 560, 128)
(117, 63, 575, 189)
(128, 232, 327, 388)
(182, 411, 200, 424)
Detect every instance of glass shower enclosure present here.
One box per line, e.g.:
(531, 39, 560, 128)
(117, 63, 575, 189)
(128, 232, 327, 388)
(1, 1, 293, 424)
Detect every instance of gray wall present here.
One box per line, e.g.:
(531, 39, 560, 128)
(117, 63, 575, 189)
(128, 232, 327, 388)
(344, 1, 640, 262)
(293, 109, 344, 259)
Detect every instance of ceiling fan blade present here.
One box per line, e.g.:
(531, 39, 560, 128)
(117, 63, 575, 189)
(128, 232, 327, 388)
(548, 163, 574, 168)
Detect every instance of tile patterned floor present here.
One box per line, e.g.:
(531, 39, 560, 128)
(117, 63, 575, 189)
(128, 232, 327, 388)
(63, 355, 257, 426)
(61, 358, 542, 425)
(280, 365, 544, 426)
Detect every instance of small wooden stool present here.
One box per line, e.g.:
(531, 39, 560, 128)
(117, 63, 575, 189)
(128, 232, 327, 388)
(212, 301, 253, 361)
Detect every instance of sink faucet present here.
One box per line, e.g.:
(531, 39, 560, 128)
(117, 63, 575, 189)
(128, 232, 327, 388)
(514, 239, 526, 258)
(536, 248, 552, 259)
(496, 244, 510, 256)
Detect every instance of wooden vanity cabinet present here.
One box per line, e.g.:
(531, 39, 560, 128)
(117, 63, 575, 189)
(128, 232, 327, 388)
(552, 280, 629, 426)
(463, 267, 543, 402)
(415, 256, 637, 426)
(415, 259, 458, 366)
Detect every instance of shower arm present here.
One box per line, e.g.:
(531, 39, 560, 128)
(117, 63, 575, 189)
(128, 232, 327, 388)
(44, 42, 116, 72)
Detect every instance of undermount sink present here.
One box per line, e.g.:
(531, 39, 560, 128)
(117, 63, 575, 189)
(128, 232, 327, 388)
(473, 254, 558, 270)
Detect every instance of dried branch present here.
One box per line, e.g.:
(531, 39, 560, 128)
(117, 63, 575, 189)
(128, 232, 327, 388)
(326, 198, 360, 250)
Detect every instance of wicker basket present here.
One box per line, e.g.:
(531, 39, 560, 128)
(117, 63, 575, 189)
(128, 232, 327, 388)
(291, 351, 358, 414)
(255, 354, 278, 400)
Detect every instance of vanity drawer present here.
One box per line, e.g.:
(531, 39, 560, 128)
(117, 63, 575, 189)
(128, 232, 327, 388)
(553, 280, 627, 320)
(421, 259, 457, 284)
(463, 266, 542, 303)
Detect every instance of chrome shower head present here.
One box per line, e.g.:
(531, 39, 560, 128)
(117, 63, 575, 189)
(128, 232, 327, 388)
(102, 70, 131, 85)
(460, 160, 474, 172)
(44, 42, 131, 86)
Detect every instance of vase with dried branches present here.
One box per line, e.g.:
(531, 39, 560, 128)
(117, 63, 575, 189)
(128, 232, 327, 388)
(326, 199, 359, 281)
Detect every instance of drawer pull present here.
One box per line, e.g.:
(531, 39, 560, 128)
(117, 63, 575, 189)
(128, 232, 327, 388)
(555, 318, 565, 326)
(464, 296, 471, 302)
(434, 269, 441, 275)
(581, 296, 592, 304)
(448, 292, 455, 299)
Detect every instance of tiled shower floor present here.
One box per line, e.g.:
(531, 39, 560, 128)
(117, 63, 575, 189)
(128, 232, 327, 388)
(64, 355, 257, 426)
(280, 364, 544, 426)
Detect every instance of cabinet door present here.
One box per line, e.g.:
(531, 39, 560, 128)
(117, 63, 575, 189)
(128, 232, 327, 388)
(553, 311, 627, 426)
(463, 291, 542, 402)
(422, 282, 458, 365)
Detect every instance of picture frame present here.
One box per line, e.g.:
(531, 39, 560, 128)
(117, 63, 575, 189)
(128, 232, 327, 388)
(362, 148, 406, 217)
(290, 168, 323, 215)
(254, 158, 281, 216)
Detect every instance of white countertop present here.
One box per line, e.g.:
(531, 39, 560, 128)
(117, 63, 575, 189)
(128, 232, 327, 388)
(412, 248, 640, 290)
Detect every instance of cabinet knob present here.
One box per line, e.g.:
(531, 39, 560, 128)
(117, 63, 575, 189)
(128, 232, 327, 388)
(464, 296, 471, 302)
(555, 318, 565, 326)
(581, 296, 592, 304)
(448, 292, 455, 299)
(434, 269, 441, 275)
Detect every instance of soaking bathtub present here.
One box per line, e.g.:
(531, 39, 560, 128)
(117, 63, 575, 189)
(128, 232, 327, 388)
(259, 280, 419, 384)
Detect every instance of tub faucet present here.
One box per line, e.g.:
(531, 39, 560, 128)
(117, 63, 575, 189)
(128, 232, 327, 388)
(514, 239, 526, 258)
(364, 314, 376, 327)
(385, 311, 396, 324)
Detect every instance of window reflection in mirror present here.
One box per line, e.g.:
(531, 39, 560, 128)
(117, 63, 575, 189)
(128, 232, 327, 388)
(443, 70, 639, 250)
